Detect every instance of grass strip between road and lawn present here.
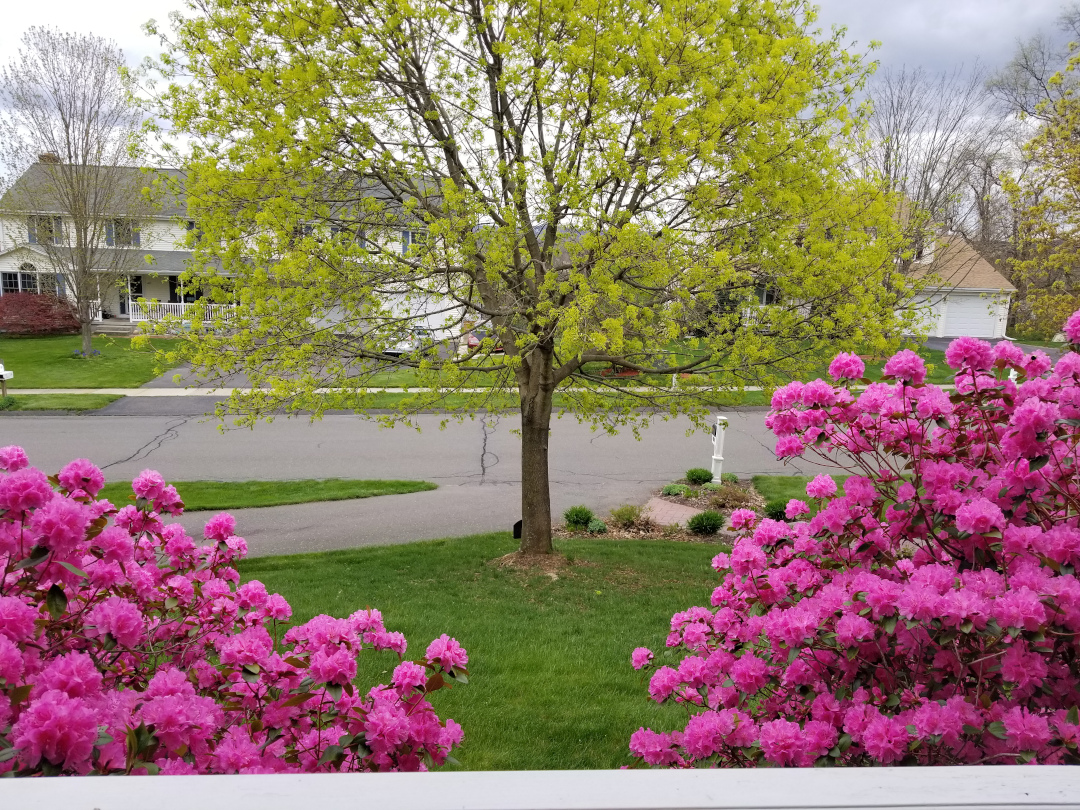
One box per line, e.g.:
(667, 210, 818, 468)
(239, 531, 723, 770)
(0, 393, 123, 412)
(99, 478, 437, 512)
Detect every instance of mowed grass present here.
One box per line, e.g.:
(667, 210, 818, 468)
(240, 532, 723, 770)
(752, 473, 850, 512)
(0, 335, 178, 388)
(0, 393, 122, 411)
(98, 478, 437, 511)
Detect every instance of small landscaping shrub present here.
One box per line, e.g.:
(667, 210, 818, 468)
(0, 292, 78, 335)
(686, 510, 724, 535)
(709, 483, 753, 510)
(0, 447, 467, 775)
(701, 482, 721, 491)
(631, 313, 1080, 768)
(563, 504, 594, 529)
(661, 484, 690, 497)
(0, 396, 13, 411)
(684, 468, 713, 485)
(720, 472, 739, 484)
(763, 498, 787, 521)
(587, 518, 607, 534)
(609, 504, 643, 528)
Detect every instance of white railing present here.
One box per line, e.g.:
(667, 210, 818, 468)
(129, 300, 236, 323)
(1, 766, 1078, 810)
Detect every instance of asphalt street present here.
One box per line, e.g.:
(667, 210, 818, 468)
(1, 408, 819, 556)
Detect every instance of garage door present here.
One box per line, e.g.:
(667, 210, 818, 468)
(944, 295, 996, 337)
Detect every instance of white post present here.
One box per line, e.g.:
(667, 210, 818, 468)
(711, 413, 728, 478)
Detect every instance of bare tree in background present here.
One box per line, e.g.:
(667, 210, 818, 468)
(0, 27, 151, 353)
(866, 65, 1011, 247)
(989, 3, 1080, 120)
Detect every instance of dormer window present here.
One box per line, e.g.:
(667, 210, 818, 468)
(106, 218, 140, 247)
(27, 215, 62, 245)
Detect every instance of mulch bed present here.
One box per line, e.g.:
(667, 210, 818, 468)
(654, 481, 766, 514)
(552, 524, 734, 544)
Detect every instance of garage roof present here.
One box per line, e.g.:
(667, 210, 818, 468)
(914, 235, 1017, 293)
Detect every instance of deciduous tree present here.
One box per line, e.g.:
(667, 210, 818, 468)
(0, 28, 152, 354)
(149, 0, 915, 554)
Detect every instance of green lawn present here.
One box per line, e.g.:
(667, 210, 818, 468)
(0, 393, 122, 411)
(0, 335, 177, 388)
(752, 473, 850, 510)
(99, 478, 437, 511)
(240, 532, 721, 770)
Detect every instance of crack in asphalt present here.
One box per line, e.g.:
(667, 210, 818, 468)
(478, 414, 500, 483)
(101, 417, 192, 470)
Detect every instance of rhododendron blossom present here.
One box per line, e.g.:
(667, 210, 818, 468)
(632, 313, 1080, 768)
(0, 453, 467, 775)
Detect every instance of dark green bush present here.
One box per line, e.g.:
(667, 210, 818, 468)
(685, 468, 713, 485)
(563, 505, 594, 529)
(587, 518, 607, 534)
(764, 499, 787, 521)
(0, 396, 14, 411)
(687, 510, 725, 535)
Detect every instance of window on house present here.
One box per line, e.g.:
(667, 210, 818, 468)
(27, 215, 62, 245)
(1, 264, 40, 296)
(330, 224, 366, 248)
(401, 229, 428, 254)
(105, 218, 141, 247)
(754, 284, 780, 306)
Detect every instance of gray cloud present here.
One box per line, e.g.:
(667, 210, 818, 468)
(0, 0, 1070, 90)
(813, 0, 1067, 74)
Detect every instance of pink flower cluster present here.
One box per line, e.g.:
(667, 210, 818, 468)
(631, 312, 1080, 768)
(0, 453, 467, 775)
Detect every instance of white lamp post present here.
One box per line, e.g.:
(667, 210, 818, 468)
(711, 413, 728, 478)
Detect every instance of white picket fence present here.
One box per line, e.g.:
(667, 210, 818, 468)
(1, 766, 1078, 810)
(128, 300, 236, 323)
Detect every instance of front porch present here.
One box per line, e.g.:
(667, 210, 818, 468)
(126, 299, 237, 323)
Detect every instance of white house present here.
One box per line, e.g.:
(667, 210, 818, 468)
(0, 163, 456, 334)
(0, 164, 208, 331)
(907, 234, 1015, 339)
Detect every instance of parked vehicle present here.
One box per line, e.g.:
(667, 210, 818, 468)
(465, 327, 504, 354)
(385, 327, 438, 357)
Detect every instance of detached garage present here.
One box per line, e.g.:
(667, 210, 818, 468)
(908, 236, 1015, 339)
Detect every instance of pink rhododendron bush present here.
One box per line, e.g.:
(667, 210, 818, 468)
(630, 311, 1080, 768)
(0, 449, 467, 775)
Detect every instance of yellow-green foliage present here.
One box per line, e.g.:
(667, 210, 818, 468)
(1006, 50, 1080, 336)
(149, 0, 917, 434)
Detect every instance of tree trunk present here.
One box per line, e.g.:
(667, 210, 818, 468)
(80, 319, 93, 355)
(518, 353, 555, 555)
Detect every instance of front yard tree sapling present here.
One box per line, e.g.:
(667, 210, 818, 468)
(149, 0, 915, 554)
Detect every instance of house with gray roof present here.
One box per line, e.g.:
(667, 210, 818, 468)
(0, 162, 209, 330)
(907, 234, 1016, 339)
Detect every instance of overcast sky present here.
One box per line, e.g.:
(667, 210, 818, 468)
(0, 0, 1071, 78)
